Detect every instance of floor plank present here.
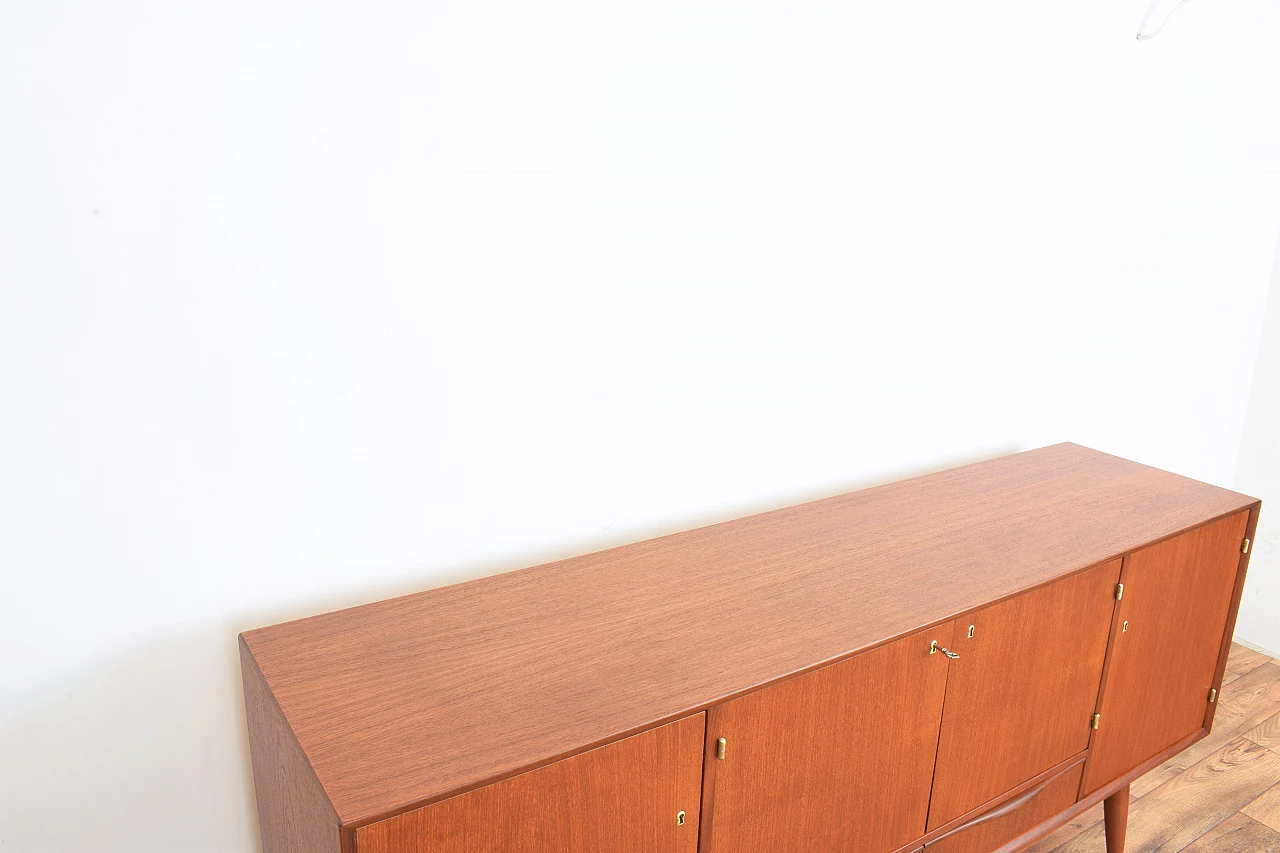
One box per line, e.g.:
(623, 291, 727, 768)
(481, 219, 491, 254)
(1244, 780, 1280, 835)
(1051, 738, 1280, 853)
(1131, 663, 1280, 799)
(1247, 711, 1280, 753)
(1222, 670, 1242, 687)
(1227, 643, 1271, 677)
(1179, 813, 1280, 853)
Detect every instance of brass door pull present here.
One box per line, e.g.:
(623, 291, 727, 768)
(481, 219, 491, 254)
(929, 640, 960, 659)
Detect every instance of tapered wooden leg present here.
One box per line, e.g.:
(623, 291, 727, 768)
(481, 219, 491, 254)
(1103, 784, 1130, 853)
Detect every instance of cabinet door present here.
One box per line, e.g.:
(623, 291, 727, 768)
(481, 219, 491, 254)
(699, 627, 952, 853)
(353, 712, 705, 853)
(1083, 511, 1250, 794)
(927, 559, 1120, 829)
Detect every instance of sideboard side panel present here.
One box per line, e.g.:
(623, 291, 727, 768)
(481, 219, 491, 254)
(240, 635, 342, 853)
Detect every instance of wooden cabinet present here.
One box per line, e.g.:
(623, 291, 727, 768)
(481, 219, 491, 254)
(1083, 510, 1251, 794)
(699, 628, 951, 853)
(239, 444, 1259, 853)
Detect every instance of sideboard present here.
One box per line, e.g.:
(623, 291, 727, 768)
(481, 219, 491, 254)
(240, 443, 1260, 853)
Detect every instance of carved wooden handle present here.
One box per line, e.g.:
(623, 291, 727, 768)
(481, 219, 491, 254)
(929, 771, 1062, 845)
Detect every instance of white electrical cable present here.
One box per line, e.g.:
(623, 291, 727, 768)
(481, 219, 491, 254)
(1137, 0, 1194, 39)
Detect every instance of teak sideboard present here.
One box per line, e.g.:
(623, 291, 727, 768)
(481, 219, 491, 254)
(240, 443, 1261, 853)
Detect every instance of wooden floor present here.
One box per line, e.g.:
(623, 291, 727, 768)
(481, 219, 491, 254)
(1026, 643, 1280, 853)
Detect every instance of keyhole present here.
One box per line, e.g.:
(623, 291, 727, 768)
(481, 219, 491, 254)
(677, 811, 686, 826)
(967, 625, 975, 638)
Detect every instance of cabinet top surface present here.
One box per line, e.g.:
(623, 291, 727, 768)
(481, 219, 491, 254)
(240, 443, 1256, 826)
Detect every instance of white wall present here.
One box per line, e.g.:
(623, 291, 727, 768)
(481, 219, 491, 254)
(1235, 240, 1280, 656)
(3, 0, 1280, 850)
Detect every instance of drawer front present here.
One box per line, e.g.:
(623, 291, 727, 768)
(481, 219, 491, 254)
(925, 761, 1082, 853)
(353, 713, 705, 853)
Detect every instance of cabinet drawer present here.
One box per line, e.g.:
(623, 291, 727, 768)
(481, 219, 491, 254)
(925, 761, 1082, 853)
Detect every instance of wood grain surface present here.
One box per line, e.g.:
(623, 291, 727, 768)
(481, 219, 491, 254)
(926, 560, 1118, 828)
(1062, 737, 1280, 853)
(1204, 506, 1260, 734)
(698, 628, 950, 853)
(1245, 779, 1280, 834)
(240, 636, 343, 853)
(925, 761, 1083, 853)
(240, 442, 1257, 825)
(352, 713, 704, 853)
(1102, 785, 1128, 853)
(1020, 801, 1103, 853)
(1181, 813, 1280, 853)
(1230, 644, 1273, 678)
(1248, 707, 1280, 752)
(1027, 647, 1280, 853)
(1083, 510, 1250, 794)
(1130, 660, 1280, 799)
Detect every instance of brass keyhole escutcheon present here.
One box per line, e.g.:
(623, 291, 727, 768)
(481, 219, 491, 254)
(677, 811, 686, 826)
(1122, 620, 1129, 633)
(967, 625, 975, 638)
